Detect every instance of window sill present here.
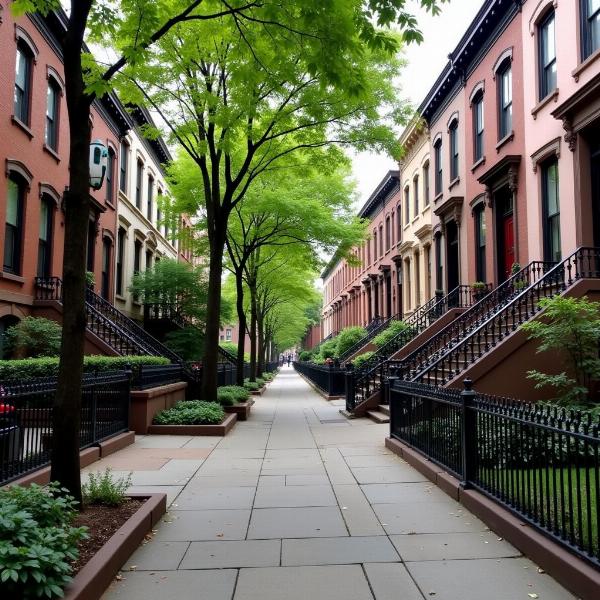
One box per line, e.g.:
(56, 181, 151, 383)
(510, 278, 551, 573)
(572, 48, 600, 81)
(448, 177, 460, 191)
(496, 131, 515, 152)
(412, 216, 420, 224)
(0, 271, 25, 284)
(531, 89, 559, 119)
(11, 116, 34, 139)
(105, 200, 116, 210)
(115, 294, 126, 302)
(421, 205, 431, 216)
(43, 144, 61, 162)
(434, 192, 444, 203)
(403, 223, 410, 231)
(471, 156, 486, 173)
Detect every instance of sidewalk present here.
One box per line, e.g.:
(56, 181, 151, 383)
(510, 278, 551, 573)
(92, 366, 575, 600)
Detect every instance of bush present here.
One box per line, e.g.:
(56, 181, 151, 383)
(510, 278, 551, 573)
(352, 351, 375, 369)
(153, 400, 225, 425)
(219, 342, 250, 362)
(335, 326, 367, 358)
(82, 469, 132, 507)
(263, 372, 274, 381)
(0, 483, 87, 599)
(299, 350, 312, 361)
(244, 380, 260, 391)
(0, 355, 170, 381)
(4, 317, 62, 358)
(165, 327, 204, 361)
(318, 337, 338, 361)
(373, 320, 412, 349)
(217, 385, 249, 405)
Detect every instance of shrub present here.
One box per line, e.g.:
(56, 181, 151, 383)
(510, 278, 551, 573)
(218, 386, 250, 403)
(256, 377, 265, 387)
(0, 483, 87, 599)
(318, 337, 338, 360)
(262, 372, 274, 381)
(165, 327, 204, 361)
(335, 326, 367, 358)
(4, 317, 62, 358)
(299, 350, 312, 361)
(153, 400, 225, 425)
(0, 355, 169, 381)
(244, 380, 260, 391)
(352, 351, 375, 369)
(373, 320, 412, 349)
(82, 469, 132, 507)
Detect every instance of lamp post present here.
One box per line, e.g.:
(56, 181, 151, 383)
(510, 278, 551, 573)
(89, 139, 108, 190)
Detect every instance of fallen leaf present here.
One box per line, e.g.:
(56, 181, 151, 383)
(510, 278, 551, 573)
(216, 533, 224, 538)
(537, 568, 545, 574)
(115, 575, 123, 581)
(129, 566, 137, 571)
(528, 594, 539, 599)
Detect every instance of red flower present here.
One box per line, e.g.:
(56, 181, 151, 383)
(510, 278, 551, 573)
(0, 404, 15, 414)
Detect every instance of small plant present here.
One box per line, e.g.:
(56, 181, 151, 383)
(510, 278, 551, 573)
(85, 271, 95, 287)
(299, 350, 312, 361)
(217, 385, 250, 405)
(521, 295, 600, 405)
(335, 326, 367, 358)
(82, 468, 132, 507)
(153, 400, 225, 425)
(373, 320, 411, 349)
(511, 262, 521, 276)
(244, 380, 260, 391)
(4, 317, 62, 358)
(470, 281, 486, 290)
(352, 351, 375, 369)
(0, 483, 87, 599)
(513, 279, 528, 291)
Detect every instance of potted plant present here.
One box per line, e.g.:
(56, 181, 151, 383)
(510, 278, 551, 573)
(470, 281, 487, 301)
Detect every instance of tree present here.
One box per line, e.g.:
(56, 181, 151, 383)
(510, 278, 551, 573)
(4, 317, 62, 358)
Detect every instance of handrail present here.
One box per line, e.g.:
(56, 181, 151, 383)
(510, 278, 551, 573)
(407, 247, 600, 385)
(391, 260, 556, 382)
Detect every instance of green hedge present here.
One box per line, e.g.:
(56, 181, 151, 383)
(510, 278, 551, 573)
(217, 385, 250, 406)
(0, 355, 170, 381)
(335, 326, 367, 358)
(153, 400, 225, 425)
(372, 320, 412, 348)
(352, 351, 375, 369)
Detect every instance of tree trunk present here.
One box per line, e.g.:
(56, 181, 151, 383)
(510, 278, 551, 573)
(50, 0, 94, 504)
(257, 312, 265, 376)
(201, 230, 225, 401)
(234, 269, 246, 386)
(249, 284, 258, 381)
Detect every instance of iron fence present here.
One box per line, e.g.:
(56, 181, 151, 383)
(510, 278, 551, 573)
(388, 378, 600, 567)
(265, 361, 279, 373)
(293, 362, 345, 396)
(131, 363, 185, 390)
(0, 370, 130, 486)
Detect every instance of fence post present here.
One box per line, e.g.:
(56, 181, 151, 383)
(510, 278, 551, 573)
(328, 363, 334, 396)
(124, 366, 133, 430)
(90, 368, 99, 443)
(345, 364, 355, 411)
(460, 378, 477, 488)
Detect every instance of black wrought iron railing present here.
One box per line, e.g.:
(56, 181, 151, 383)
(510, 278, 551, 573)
(0, 370, 130, 485)
(131, 364, 185, 390)
(293, 361, 345, 397)
(345, 284, 483, 412)
(403, 248, 600, 386)
(390, 260, 557, 384)
(265, 361, 279, 373)
(388, 378, 600, 567)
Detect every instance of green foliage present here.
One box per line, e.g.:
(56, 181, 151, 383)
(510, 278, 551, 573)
(243, 381, 260, 391)
(220, 342, 250, 363)
(373, 320, 411, 349)
(521, 296, 600, 405)
(82, 469, 132, 507)
(352, 351, 375, 369)
(0, 482, 87, 599)
(153, 400, 225, 425)
(164, 327, 204, 362)
(316, 337, 339, 362)
(335, 327, 367, 358)
(299, 351, 313, 362)
(217, 386, 250, 406)
(4, 317, 61, 358)
(0, 355, 169, 381)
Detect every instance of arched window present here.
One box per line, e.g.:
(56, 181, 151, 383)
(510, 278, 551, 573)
(434, 138, 443, 195)
(422, 161, 430, 206)
(472, 91, 484, 162)
(404, 186, 410, 224)
(4, 175, 26, 275)
(373, 230, 377, 262)
(119, 141, 129, 194)
(14, 42, 33, 125)
(135, 159, 144, 209)
(147, 174, 154, 221)
(413, 174, 420, 215)
(385, 216, 391, 250)
(45, 78, 61, 151)
(448, 119, 459, 181)
(106, 147, 116, 204)
(497, 59, 513, 140)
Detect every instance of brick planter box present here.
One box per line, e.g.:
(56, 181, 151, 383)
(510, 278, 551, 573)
(224, 402, 251, 421)
(129, 382, 188, 434)
(249, 386, 266, 396)
(63, 493, 167, 600)
(147, 413, 237, 436)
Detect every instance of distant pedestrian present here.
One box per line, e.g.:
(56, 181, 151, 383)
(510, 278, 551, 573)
(287, 355, 291, 366)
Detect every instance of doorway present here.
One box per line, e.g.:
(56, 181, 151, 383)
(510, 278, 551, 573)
(396, 264, 403, 317)
(386, 273, 392, 317)
(445, 221, 459, 292)
(592, 138, 600, 247)
(495, 187, 515, 282)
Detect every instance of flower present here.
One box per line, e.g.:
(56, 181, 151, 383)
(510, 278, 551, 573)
(0, 403, 15, 414)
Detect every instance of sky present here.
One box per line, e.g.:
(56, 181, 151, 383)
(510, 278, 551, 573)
(350, 0, 484, 208)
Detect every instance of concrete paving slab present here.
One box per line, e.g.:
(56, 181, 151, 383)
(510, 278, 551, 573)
(391, 531, 521, 561)
(373, 502, 487, 535)
(134, 436, 193, 448)
(152, 509, 251, 541)
(182, 437, 223, 448)
(247, 506, 348, 539)
(285, 474, 331, 486)
(234, 565, 374, 600)
(360, 482, 451, 504)
(121, 541, 189, 571)
(258, 475, 286, 486)
(253, 484, 336, 508)
(179, 539, 281, 569)
(363, 563, 424, 600)
(405, 557, 577, 600)
(281, 536, 399, 566)
(174, 486, 256, 510)
(337, 446, 393, 457)
(343, 454, 406, 468)
(350, 466, 428, 484)
(127, 485, 183, 506)
(103, 569, 237, 600)
(185, 474, 260, 488)
(333, 484, 385, 536)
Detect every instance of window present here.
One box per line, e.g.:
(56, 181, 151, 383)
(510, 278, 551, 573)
(45, 80, 60, 150)
(538, 10, 557, 100)
(404, 187, 410, 224)
(105, 148, 115, 204)
(498, 62, 513, 139)
(116, 227, 125, 295)
(145, 249, 153, 271)
(473, 92, 484, 162)
(413, 175, 419, 215)
(4, 178, 24, 274)
(101, 239, 111, 300)
(157, 189, 163, 233)
(147, 175, 154, 221)
(474, 204, 486, 282)
(133, 240, 142, 302)
(434, 139, 443, 195)
(226, 329, 232, 341)
(542, 158, 561, 262)
(385, 217, 390, 250)
(582, 0, 600, 59)
(37, 196, 53, 277)
(14, 44, 32, 125)
(367, 238, 371, 265)
(135, 160, 143, 209)
(397, 205, 402, 240)
(423, 162, 430, 206)
(379, 225, 383, 256)
(449, 120, 459, 181)
(86, 220, 96, 273)
(373, 230, 377, 261)
(119, 141, 128, 194)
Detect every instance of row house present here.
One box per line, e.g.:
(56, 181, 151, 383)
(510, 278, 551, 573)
(0, 5, 189, 357)
(320, 0, 600, 347)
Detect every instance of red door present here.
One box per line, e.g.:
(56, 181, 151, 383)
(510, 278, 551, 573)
(503, 214, 515, 280)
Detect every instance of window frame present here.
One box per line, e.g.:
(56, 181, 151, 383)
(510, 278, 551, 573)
(14, 42, 33, 126)
(106, 147, 116, 204)
(434, 138, 443, 196)
(497, 60, 513, 140)
(37, 194, 54, 278)
(538, 9, 557, 101)
(413, 174, 420, 215)
(472, 91, 485, 162)
(119, 141, 129, 194)
(581, 0, 600, 59)
(4, 176, 26, 275)
(474, 203, 486, 282)
(44, 78, 61, 151)
(147, 174, 154, 221)
(116, 227, 126, 296)
(541, 157, 561, 262)
(422, 161, 430, 206)
(404, 186, 410, 224)
(448, 119, 459, 182)
(135, 159, 144, 209)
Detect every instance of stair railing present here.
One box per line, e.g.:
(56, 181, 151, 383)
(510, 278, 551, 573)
(390, 260, 557, 383)
(408, 247, 600, 386)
